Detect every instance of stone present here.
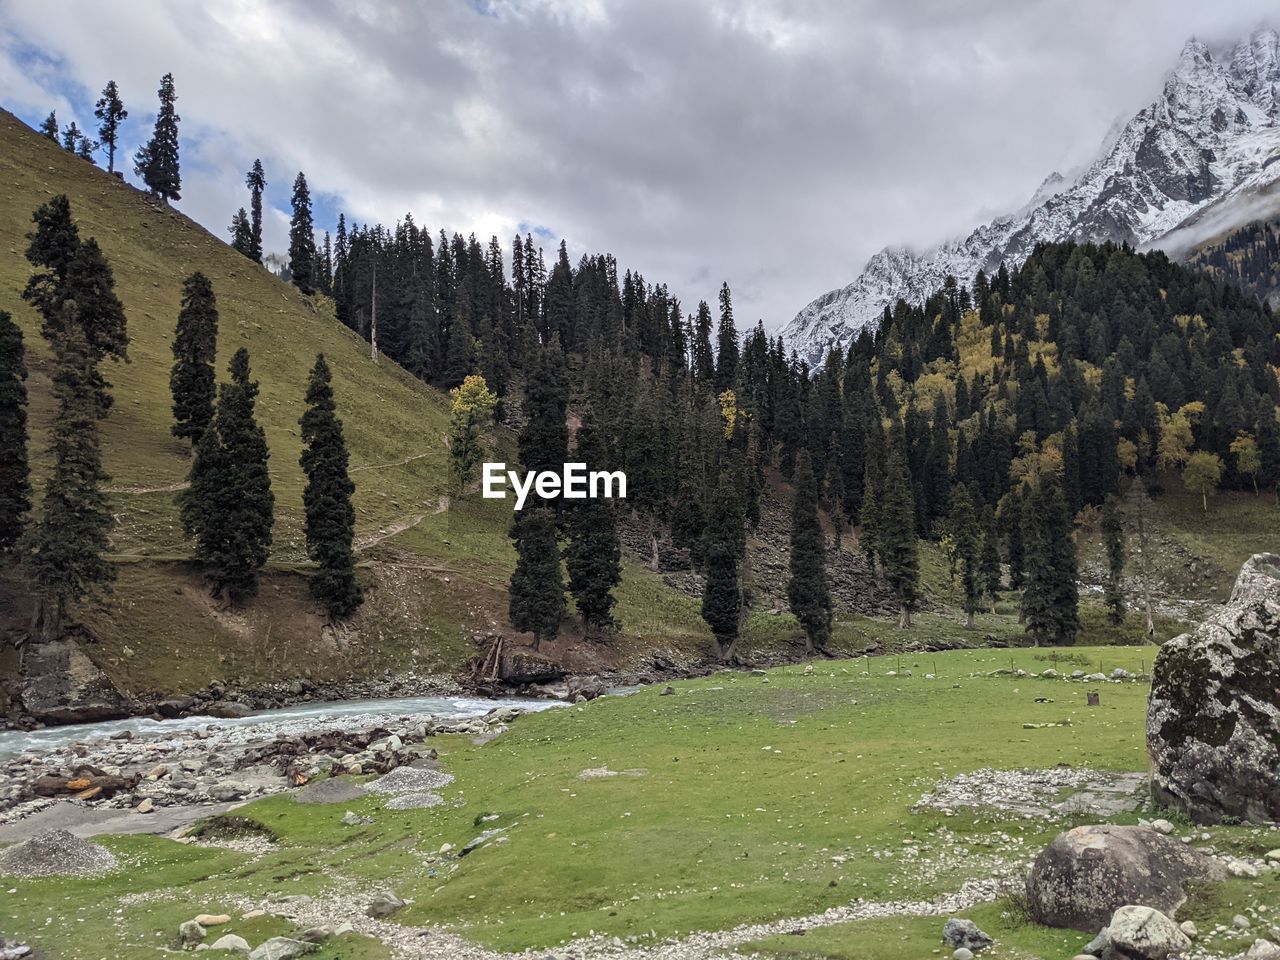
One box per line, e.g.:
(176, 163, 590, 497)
(567, 675, 607, 701)
(16, 638, 130, 723)
(942, 918, 994, 952)
(1228, 859, 1260, 878)
(1242, 941, 1280, 960)
(365, 891, 406, 918)
(1101, 906, 1190, 960)
(179, 920, 207, 946)
(498, 650, 563, 684)
(1147, 553, 1280, 824)
(953, 950, 974, 960)
(0, 829, 119, 877)
(1149, 819, 1174, 835)
(136, 798, 154, 814)
(194, 915, 231, 927)
(208, 783, 247, 802)
(247, 939, 317, 960)
(1235, 915, 1253, 929)
(205, 701, 254, 719)
(333, 923, 354, 936)
(298, 927, 331, 944)
(1179, 920, 1198, 939)
(1025, 824, 1223, 932)
(340, 810, 374, 826)
(660, 686, 675, 696)
(209, 935, 250, 953)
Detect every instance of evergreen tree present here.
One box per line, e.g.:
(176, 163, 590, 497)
(880, 443, 919, 627)
(229, 208, 252, 256)
(508, 507, 564, 650)
(979, 508, 1002, 609)
(1000, 488, 1026, 590)
(300, 354, 362, 619)
(23, 317, 114, 638)
(714, 282, 738, 392)
(93, 80, 127, 173)
(1101, 494, 1126, 625)
(1020, 476, 1079, 645)
(181, 348, 274, 602)
(61, 121, 84, 153)
(0, 312, 31, 554)
(564, 406, 621, 636)
(692, 300, 715, 384)
(288, 172, 316, 294)
(947, 484, 981, 628)
(169, 271, 218, 443)
(701, 474, 743, 661)
(517, 343, 569, 484)
(245, 159, 266, 263)
(787, 450, 831, 652)
(134, 73, 180, 203)
(40, 111, 57, 140)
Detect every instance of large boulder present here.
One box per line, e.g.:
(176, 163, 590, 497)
(1097, 905, 1190, 960)
(499, 650, 564, 685)
(1147, 553, 1280, 824)
(17, 638, 130, 723)
(1025, 824, 1223, 932)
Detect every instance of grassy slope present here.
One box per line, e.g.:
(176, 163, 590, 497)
(3, 648, 1276, 958)
(0, 108, 713, 691)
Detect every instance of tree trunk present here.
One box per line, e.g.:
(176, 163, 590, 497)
(898, 606, 911, 629)
(1201, 490, 1207, 512)
(964, 609, 975, 629)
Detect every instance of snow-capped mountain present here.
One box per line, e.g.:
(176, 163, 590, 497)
(783, 27, 1280, 365)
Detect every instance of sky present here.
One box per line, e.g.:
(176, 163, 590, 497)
(1, 0, 1276, 331)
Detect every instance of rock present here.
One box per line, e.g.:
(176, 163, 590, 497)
(1149, 819, 1174, 835)
(179, 920, 207, 946)
(136, 798, 154, 814)
(498, 650, 563, 684)
(1228, 859, 1260, 878)
(1025, 824, 1223, 932)
(333, 923, 354, 936)
(567, 676, 607, 701)
(1100, 906, 1190, 960)
(340, 810, 374, 826)
(365, 891, 406, 918)
(208, 935, 250, 953)
(208, 783, 248, 802)
(1236, 915, 1254, 929)
(1179, 920, 1198, 939)
(247, 939, 317, 960)
(16, 638, 130, 723)
(1241, 941, 1280, 960)
(953, 950, 974, 960)
(1266, 849, 1280, 862)
(660, 685, 675, 696)
(297, 927, 331, 944)
(194, 914, 230, 927)
(1147, 553, 1280, 824)
(459, 828, 506, 856)
(293, 778, 368, 805)
(205, 701, 254, 719)
(942, 918, 994, 952)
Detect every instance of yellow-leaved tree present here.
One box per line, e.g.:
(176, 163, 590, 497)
(449, 374, 498, 497)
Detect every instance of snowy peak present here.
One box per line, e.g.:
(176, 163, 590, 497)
(783, 26, 1280, 366)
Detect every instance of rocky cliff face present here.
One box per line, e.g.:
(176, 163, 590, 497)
(783, 28, 1280, 365)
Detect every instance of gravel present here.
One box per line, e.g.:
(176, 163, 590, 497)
(365, 767, 454, 795)
(382, 791, 445, 810)
(0, 828, 119, 877)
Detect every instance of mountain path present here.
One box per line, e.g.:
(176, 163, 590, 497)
(354, 497, 448, 551)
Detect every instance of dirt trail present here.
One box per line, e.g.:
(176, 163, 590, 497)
(354, 497, 448, 552)
(104, 481, 189, 495)
(351, 451, 434, 474)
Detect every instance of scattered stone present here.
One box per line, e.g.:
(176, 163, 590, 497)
(459, 828, 506, 856)
(179, 920, 207, 946)
(1242, 941, 1280, 960)
(1236, 915, 1254, 930)
(136, 798, 154, 814)
(0, 829, 119, 877)
(365, 766, 453, 795)
(247, 938, 317, 960)
(1100, 905, 1189, 960)
(194, 914, 230, 927)
(365, 891, 406, 918)
(1180, 920, 1198, 939)
(1025, 825, 1222, 932)
(942, 918, 993, 953)
(1229, 859, 1260, 878)
(340, 811, 374, 826)
(208, 934, 250, 953)
(293, 778, 368, 805)
(1147, 553, 1280, 824)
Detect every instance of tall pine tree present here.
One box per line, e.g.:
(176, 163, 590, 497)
(1020, 476, 1079, 645)
(93, 80, 127, 174)
(134, 73, 180, 202)
(947, 484, 981, 628)
(787, 450, 831, 652)
(288, 172, 316, 295)
(0, 312, 31, 554)
(508, 507, 564, 650)
(245, 159, 266, 263)
(170, 271, 218, 444)
(1101, 494, 1126, 625)
(300, 354, 362, 619)
(564, 406, 621, 636)
(701, 474, 743, 661)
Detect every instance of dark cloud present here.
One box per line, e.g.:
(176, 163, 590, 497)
(3, 0, 1275, 328)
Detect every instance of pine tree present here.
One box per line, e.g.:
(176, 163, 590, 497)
(518, 343, 569, 485)
(23, 316, 114, 638)
(787, 450, 831, 652)
(947, 484, 981, 628)
(181, 348, 273, 602)
(169, 271, 218, 444)
(134, 73, 180, 202)
(39, 111, 57, 140)
(701, 474, 743, 661)
(229, 208, 252, 256)
(93, 80, 127, 173)
(1101, 494, 1126, 625)
(979, 508, 1002, 609)
(1020, 476, 1079, 645)
(288, 172, 316, 294)
(0, 312, 31, 554)
(245, 159, 266, 263)
(880, 444, 919, 627)
(508, 507, 564, 650)
(564, 406, 621, 636)
(714, 282, 738, 392)
(300, 354, 362, 619)
(61, 121, 83, 153)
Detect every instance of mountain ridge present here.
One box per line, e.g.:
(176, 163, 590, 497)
(783, 27, 1280, 365)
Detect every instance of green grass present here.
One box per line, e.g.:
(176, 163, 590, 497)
(5, 647, 1271, 959)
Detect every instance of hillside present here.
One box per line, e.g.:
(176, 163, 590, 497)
(1185, 215, 1280, 308)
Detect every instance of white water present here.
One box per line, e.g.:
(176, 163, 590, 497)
(0, 694, 569, 760)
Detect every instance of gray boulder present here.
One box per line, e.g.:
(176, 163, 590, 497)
(1238, 942, 1280, 960)
(1100, 905, 1189, 960)
(247, 939, 317, 960)
(208, 935, 250, 953)
(178, 920, 207, 946)
(942, 918, 994, 952)
(365, 891, 406, 918)
(1147, 553, 1280, 824)
(1025, 824, 1223, 932)
(17, 638, 130, 723)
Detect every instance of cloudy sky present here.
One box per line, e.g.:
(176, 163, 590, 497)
(1, 0, 1276, 330)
